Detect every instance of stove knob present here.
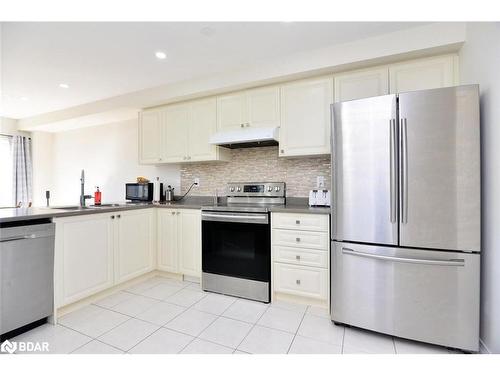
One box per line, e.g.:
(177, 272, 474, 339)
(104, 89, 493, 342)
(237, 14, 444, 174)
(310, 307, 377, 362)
(267, 186, 273, 192)
(236, 186, 242, 192)
(275, 186, 280, 192)
(230, 187, 235, 192)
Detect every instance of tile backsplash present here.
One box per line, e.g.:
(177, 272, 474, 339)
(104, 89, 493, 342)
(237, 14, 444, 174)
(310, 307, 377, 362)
(180, 146, 331, 197)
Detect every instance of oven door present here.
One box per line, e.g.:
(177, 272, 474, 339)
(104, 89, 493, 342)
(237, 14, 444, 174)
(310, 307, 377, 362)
(202, 211, 270, 282)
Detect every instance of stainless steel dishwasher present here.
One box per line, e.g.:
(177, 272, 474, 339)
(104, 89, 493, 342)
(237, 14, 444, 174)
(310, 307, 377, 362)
(1, 219, 55, 338)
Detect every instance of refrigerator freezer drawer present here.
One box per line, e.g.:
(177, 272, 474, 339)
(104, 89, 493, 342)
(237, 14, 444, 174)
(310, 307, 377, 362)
(331, 241, 480, 352)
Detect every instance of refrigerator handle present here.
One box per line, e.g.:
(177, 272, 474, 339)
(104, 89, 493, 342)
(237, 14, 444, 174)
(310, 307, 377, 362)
(390, 119, 397, 223)
(401, 117, 408, 224)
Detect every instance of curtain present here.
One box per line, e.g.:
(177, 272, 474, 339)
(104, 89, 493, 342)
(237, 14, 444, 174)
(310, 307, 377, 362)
(12, 135, 33, 207)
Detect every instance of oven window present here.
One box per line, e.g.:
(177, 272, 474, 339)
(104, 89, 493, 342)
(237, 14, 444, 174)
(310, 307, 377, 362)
(202, 220, 270, 282)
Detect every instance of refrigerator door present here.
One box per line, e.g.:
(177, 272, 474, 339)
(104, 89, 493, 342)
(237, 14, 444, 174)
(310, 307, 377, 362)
(398, 85, 480, 252)
(331, 241, 480, 352)
(331, 95, 398, 245)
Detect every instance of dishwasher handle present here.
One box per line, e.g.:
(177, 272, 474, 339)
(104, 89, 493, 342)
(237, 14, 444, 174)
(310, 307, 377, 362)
(1, 233, 40, 242)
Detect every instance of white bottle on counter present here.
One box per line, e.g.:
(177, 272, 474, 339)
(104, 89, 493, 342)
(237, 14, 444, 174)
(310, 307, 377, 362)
(153, 177, 161, 203)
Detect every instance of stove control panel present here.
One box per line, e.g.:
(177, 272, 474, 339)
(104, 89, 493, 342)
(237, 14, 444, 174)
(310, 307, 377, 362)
(226, 182, 286, 197)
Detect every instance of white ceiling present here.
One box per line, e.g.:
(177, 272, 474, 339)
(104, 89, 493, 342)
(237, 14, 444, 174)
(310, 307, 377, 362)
(1, 22, 429, 119)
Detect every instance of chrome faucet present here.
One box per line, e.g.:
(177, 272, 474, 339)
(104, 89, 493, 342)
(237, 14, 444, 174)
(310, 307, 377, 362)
(79, 169, 93, 207)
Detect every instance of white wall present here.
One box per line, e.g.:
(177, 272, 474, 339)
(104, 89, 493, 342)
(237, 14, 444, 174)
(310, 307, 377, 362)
(33, 119, 180, 206)
(31, 131, 54, 206)
(460, 22, 500, 354)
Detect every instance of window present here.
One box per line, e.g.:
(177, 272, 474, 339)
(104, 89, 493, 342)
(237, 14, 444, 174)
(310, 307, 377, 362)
(0, 135, 13, 207)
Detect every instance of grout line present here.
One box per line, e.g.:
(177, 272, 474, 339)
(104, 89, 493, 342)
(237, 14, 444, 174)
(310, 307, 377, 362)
(392, 337, 397, 354)
(285, 305, 307, 354)
(341, 325, 346, 354)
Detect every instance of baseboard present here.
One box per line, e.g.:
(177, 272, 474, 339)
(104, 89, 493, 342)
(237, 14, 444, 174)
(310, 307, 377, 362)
(480, 338, 492, 354)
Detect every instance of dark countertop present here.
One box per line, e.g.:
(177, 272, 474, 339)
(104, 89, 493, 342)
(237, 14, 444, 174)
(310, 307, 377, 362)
(0, 197, 330, 223)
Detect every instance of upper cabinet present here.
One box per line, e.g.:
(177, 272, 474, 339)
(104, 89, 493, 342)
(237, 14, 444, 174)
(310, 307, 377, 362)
(389, 55, 458, 94)
(334, 67, 389, 102)
(138, 109, 163, 163)
(279, 76, 333, 157)
(139, 98, 229, 164)
(217, 85, 280, 130)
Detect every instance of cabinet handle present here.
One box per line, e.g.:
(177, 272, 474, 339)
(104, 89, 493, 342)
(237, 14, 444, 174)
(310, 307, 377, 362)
(240, 124, 244, 128)
(187, 156, 191, 160)
(295, 220, 300, 224)
(159, 158, 162, 161)
(296, 255, 301, 260)
(296, 237, 301, 242)
(110, 215, 115, 219)
(183, 156, 187, 160)
(117, 214, 121, 219)
(296, 280, 301, 285)
(280, 149, 284, 154)
(171, 211, 176, 215)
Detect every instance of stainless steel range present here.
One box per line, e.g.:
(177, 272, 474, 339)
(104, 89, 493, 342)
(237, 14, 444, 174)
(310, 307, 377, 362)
(201, 182, 285, 303)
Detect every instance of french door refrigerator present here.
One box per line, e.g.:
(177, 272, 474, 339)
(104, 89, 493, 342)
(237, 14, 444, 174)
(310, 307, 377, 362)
(330, 85, 480, 352)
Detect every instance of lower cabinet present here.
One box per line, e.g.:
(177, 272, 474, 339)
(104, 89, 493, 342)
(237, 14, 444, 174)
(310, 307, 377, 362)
(271, 212, 330, 306)
(54, 209, 155, 308)
(157, 208, 201, 278)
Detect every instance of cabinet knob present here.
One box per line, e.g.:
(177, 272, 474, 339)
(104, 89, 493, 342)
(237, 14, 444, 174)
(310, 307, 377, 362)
(296, 255, 301, 260)
(187, 156, 191, 160)
(117, 214, 121, 219)
(171, 211, 175, 215)
(183, 156, 187, 160)
(159, 158, 162, 161)
(110, 215, 115, 219)
(280, 149, 284, 154)
(245, 123, 250, 127)
(296, 280, 301, 285)
(295, 220, 300, 224)
(296, 237, 301, 242)
(240, 124, 244, 128)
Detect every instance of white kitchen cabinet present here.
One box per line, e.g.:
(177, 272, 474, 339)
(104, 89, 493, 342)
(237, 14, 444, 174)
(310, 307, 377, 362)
(389, 54, 458, 94)
(163, 102, 190, 163)
(279, 76, 333, 157)
(115, 209, 155, 284)
(138, 109, 163, 164)
(54, 213, 114, 307)
(334, 67, 389, 102)
(157, 208, 201, 278)
(217, 85, 280, 130)
(157, 209, 179, 273)
(178, 209, 202, 277)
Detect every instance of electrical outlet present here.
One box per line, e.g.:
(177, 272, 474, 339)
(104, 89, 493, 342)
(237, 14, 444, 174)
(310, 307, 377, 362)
(316, 176, 325, 188)
(194, 178, 200, 186)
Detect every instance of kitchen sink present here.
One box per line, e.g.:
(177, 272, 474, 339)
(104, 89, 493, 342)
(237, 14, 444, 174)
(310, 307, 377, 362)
(89, 204, 122, 208)
(50, 206, 90, 210)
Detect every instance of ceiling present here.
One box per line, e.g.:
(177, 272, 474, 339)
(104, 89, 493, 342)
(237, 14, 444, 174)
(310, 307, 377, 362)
(1, 22, 429, 119)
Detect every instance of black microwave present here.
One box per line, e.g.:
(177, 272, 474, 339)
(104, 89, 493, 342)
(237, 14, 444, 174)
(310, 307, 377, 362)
(126, 183, 154, 202)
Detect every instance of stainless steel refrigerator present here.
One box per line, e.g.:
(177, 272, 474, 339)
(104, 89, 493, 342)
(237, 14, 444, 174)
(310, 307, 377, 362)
(330, 85, 481, 352)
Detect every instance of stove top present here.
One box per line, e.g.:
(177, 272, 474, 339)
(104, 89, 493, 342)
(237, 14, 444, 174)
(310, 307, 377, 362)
(202, 182, 286, 213)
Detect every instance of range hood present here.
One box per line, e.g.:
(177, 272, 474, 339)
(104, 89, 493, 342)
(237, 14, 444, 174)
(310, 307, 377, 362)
(209, 126, 279, 149)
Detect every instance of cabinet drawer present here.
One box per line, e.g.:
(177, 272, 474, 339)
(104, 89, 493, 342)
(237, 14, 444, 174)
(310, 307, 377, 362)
(272, 229, 329, 250)
(274, 246, 328, 268)
(273, 263, 328, 300)
(272, 212, 329, 232)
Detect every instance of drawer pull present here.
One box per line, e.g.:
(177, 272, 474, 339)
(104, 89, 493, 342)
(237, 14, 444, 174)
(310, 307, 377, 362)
(296, 237, 301, 242)
(296, 255, 301, 260)
(295, 220, 300, 224)
(296, 279, 301, 285)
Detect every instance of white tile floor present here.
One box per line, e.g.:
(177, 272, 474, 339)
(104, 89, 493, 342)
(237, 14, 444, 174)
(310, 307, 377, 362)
(10, 275, 462, 354)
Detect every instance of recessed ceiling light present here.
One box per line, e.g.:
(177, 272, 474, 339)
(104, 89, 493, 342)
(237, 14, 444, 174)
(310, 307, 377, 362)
(59, 83, 70, 89)
(155, 51, 167, 60)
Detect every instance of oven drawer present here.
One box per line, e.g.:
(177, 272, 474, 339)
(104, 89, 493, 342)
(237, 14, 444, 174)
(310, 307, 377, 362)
(272, 229, 329, 250)
(273, 263, 328, 300)
(272, 213, 329, 232)
(274, 246, 328, 268)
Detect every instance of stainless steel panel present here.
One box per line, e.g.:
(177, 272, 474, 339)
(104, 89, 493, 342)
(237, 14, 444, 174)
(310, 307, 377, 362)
(1, 223, 55, 334)
(398, 85, 481, 252)
(201, 211, 269, 224)
(202, 272, 270, 303)
(331, 241, 480, 351)
(331, 95, 398, 245)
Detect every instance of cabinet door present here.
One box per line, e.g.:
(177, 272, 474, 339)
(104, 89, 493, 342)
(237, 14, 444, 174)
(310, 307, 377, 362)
(56, 214, 114, 306)
(163, 103, 189, 162)
(157, 209, 178, 273)
(279, 76, 333, 157)
(334, 67, 389, 102)
(115, 209, 155, 284)
(139, 109, 163, 163)
(177, 210, 201, 278)
(188, 98, 218, 161)
(217, 92, 247, 130)
(246, 86, 280, 128)
(389, 55, 458, 94)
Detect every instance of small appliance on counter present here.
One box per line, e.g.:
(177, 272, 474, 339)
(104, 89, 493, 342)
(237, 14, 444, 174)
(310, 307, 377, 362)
(309, 189, 331, 207)
(165, 185, 175, 202)
(125, 182, 154, 202)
